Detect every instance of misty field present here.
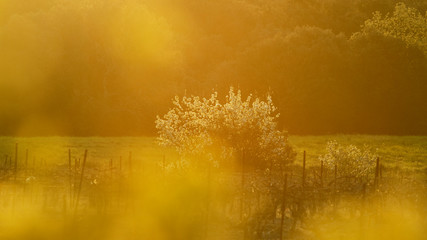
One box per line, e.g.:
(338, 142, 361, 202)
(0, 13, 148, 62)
(0, 135, 426, 240)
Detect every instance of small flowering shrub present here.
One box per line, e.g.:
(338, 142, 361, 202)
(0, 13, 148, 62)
(319, 141, 377, 181)
(155, 87, 295, 169)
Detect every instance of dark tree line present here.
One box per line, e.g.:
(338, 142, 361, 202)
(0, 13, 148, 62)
(0, 0, 426, 135)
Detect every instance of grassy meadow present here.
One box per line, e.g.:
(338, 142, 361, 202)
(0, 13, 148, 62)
(1, 135, 426, 170)
(0, 135, 426, 240)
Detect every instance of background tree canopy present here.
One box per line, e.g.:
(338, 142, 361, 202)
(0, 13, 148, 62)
(0, 0, 426, 136)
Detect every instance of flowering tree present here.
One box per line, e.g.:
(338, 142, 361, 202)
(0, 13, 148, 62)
(353, 3, 427, 55)
(319, 141, 377, 182)
(155, 87, 295, 169)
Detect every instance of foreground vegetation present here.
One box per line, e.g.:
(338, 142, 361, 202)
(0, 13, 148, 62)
(0, 135, 425, 239)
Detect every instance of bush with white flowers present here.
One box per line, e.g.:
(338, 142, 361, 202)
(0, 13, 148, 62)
(155, 87, 294, 169)
(319, 141, 377, 181)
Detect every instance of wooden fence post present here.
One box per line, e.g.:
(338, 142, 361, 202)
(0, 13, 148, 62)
(129, 151, 133, 173)
(280, 174, 288, 240)
(25, 149, 28, 171)
(110, 158, 113, 179)
(14, 143, 18, 181)
(334, 163, 338, 207)
(119, 156, 122, 172)
(74, 149, 88, 216)
(320, 160, 323, 187)
(241, 150, 247, 240)
(302, 151, 306, 190)
(374, 157, 380, 189)
(69, 149, 73, 208)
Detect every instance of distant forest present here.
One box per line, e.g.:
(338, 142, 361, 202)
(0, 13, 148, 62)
(0, 0, 426, 136)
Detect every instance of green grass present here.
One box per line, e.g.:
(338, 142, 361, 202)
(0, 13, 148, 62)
(0, 136, 174, 166)
(0, 135, 426, 171)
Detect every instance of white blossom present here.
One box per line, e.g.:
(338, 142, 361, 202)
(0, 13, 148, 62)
(155, 87, 294, 168)
(319, 141, 377, 180)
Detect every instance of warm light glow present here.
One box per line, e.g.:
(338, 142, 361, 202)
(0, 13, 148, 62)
(0, 0, 426, 239)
